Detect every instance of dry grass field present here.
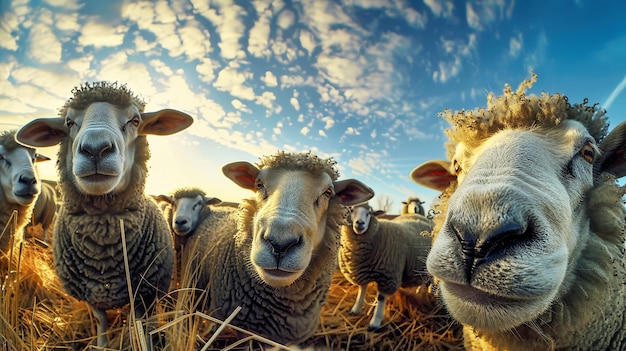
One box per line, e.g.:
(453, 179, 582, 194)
(1, 220, 463, 351)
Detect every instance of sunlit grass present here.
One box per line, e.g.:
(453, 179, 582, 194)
(0, 215, 463, 350)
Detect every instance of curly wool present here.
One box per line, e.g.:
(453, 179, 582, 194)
(58, 81, 145, 117)
(441, 72, 609, 161)
(52, 83, 172, 311)
(256, 151, 340, 180)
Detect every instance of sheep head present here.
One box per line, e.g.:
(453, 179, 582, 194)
(155, 188, 222, 236)
(410, 78, 626, 333)
(348, 204, 385, 234)
(0, 130, 49, 207)
(223, 151, 374, 288)
(15, 82, 193, 196)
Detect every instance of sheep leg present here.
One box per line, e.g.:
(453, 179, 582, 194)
(368, 293, 387, 331)
(350, 284, 368, 314)
(91, 305, 108, 348)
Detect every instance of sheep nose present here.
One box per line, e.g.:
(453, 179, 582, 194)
(175, 218, 188, 226)
(268, 237, 301, 258)
(79, 139, 114, 160)
(19, 174, 37, 186)
(452, 221, 525, 280)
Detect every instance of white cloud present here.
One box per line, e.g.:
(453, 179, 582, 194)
(28, 22, 62, 64)
(433, 34, 477, 83)
(277, 9, 295, 29)
(231, 99, 252, 114)
(150, 59, 174, 76)
(199, 0, 246, 60)
(67, 55, 93, 73)
(300, 126, 310, 135)
(78, 20, 126, 48)
(248, 8, 272, 58)
(255, 91, 278, 113)
(261, 71, 278, 87)
(98, 52, 157, 97)
(214, 66, 256, 100)
(196, 58, 217, 82)
(42, 0, 83, 10)
(423, 0, 454, 18)
(299, 29, 317, 56)
(466, 3, 482, 31)
(509, 32, 523, 58)
(345, 127, 360, 135)
(321, 116, 334, 129)
(290, 94, 300, 111)
(273, 121, 283, 135)
(318, 130, 327, 137)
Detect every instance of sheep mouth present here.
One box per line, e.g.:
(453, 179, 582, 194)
(79, 173, 118, 182)
(263, 268, 298, 278)
(443, 282, 524, 305)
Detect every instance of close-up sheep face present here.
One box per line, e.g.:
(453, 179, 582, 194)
(0, 131, 49, 207)
(410, 75, 626, 349)
(223, 156, 374, 288)
(431, 120, 597, 331)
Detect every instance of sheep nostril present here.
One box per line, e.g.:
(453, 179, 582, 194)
(268, 237, 301, 258)
(475, 222, 525, 259)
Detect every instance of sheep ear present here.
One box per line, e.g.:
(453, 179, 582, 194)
(333, 179, 374, 206)
(373, 210, 386, 217)
(16, 118, 67, 147)
(595, 121, 626, 179)
(410, 160, 456, 191)
(222, 161, 260, 190)
(139, 109, 194, 136)
(154, 194, 174, 204)
(204, 197, 222, 206)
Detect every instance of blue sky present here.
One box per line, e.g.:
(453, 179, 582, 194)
(1, 0, 625, 213)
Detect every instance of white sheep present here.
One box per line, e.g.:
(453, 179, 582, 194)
(410, 74, 626, 350)
(0, 129, 49, 256)
(15, 82, 194, 348)
(338, 203, 433, 331)
(183, 151, 374, 347)
(400, 196, 426, 216)
(153, 187, 223, 289)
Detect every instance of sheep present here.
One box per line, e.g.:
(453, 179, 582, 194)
(0, 129, 49, 256)
(410, 73, 626, 350)
(185, 151, 374, 346)
(15, 81, 194, 348)
(400, 196, 426, 216)
(153, 187, 223, 289)
(338, 202, 433, 331)
(26, 179, 57, 243)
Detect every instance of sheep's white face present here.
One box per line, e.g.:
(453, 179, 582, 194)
(427, 120, 597, 331)
(171, 194, 205, 236)
(404, 199, 424, 215)
(64, 102, 142, 195)
(251, 168, 335, 287)
(0, 143, 44, 206)
(350, 206, 372, 234)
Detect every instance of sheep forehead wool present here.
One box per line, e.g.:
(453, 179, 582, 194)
(441, 72, 609, 161)
(256, 151, 340, 180)
(59, 81, 145, 117)
(171, 186, 206, 199)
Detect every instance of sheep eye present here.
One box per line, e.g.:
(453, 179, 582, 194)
(579, 142, 595, 164)
(131, 115, 141, 127)
(324, 187, 334, 198)
(453, 160, 462, 175)
(66, 118, 76, 128)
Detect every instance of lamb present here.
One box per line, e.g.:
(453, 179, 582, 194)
(26, 179, 57, 243)
(400, 196, 426, 216)
(186, 151, 374, 346)
(410, 73, 626, 350)
(15, 81, 194, 348)
(338, 202, 433, 331)
(153, 187, 223, 289)
(0, 129, 49, 256)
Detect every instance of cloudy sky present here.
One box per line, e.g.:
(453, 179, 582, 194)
(1, 0, 625, 213)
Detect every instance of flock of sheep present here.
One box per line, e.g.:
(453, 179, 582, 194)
(1, 75, 625, 350)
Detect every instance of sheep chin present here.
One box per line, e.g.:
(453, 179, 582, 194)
(439, 281, 556, 331)
(255, 267, 303, 287)
(75, 174, 121, 195)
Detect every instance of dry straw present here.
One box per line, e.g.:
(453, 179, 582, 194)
(0, 216, 463, 350)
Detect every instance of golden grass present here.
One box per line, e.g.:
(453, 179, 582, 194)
(0, 218, 463, 351)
